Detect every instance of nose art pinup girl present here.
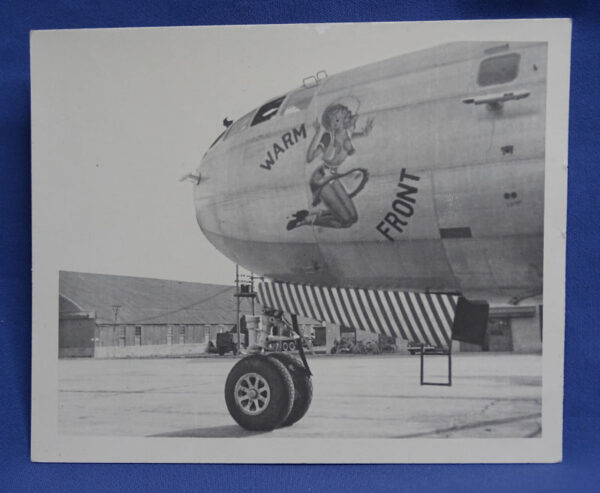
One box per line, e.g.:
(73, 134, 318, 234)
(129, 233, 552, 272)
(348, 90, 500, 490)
(287, 101, 374, 231)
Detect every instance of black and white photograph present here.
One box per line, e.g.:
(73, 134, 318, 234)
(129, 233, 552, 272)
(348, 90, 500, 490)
(31, 19, 571, 462)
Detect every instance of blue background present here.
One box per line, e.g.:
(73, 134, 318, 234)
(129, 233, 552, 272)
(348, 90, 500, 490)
(1, 1, 598, 491)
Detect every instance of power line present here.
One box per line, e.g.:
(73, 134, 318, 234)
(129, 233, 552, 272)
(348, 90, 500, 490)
(118, 286, 234, 324)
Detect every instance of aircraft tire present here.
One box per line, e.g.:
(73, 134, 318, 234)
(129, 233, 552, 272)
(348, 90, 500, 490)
(225, 354, 294, 431)
(268, 353, 313, 427)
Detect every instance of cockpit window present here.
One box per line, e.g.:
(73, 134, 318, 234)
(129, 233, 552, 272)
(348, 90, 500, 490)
(251, 96, 286, 126)
(280, 86, 317, 116)
(224, 110, 255, 140)
(477, 53, 520, 87)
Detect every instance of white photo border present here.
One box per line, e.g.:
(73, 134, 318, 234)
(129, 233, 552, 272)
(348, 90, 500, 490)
(31, 18, 571, 463)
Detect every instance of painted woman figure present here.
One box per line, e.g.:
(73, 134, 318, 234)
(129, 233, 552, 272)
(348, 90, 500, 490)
(287, 101, 374, 230)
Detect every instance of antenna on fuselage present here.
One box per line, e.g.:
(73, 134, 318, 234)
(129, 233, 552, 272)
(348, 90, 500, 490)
(303, 69, 328, 88)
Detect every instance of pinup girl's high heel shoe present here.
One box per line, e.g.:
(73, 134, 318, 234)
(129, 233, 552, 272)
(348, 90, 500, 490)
(286, 210, 309, 231)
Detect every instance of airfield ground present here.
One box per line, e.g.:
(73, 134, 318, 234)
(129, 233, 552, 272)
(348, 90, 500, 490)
(58, 353, 541, 438)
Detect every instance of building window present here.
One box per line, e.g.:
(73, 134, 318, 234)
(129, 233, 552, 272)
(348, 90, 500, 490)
(119, 326, 126, 347)
(477, 53, 520, 87)
(251, 96, 286, 126)
(167, 325, 173, 345)
(179, 325, 186, 344)
(135, 325, 142, 346)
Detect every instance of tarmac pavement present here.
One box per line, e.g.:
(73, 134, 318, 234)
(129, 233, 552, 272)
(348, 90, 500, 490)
(58, 353, 542, 438)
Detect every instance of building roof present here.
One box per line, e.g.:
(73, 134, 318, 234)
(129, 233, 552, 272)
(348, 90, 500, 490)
(59, 271, 239, 325)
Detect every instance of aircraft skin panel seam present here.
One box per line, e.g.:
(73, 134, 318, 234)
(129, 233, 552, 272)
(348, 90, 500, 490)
(429, 168, 462, 290)
(200, 226, 543, 244)
(198, 156, 546, 201)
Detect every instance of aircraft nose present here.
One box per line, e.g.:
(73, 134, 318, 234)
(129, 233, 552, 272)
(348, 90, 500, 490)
(193, 162, 213, 225)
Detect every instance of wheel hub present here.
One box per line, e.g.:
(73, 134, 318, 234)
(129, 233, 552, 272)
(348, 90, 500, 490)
(234, 372, 271, 416)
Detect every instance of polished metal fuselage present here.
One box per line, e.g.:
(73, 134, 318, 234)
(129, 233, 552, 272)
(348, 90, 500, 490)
(194, 42, 546, 303)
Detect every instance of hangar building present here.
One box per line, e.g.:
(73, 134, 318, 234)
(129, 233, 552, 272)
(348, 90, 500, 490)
(59, 271, 239, 358)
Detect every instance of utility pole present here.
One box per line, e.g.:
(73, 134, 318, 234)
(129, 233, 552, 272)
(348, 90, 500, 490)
(111, 304, 121, 345)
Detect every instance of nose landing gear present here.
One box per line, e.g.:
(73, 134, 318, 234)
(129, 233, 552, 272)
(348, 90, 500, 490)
(224, 314, 313, 431)
(225, 354, 294, 431)
(268, 353, 313, 427)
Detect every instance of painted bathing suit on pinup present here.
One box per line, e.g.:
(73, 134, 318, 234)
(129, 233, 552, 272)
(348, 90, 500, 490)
(286, 102, 373, 231)
(309, 131, 368, 207)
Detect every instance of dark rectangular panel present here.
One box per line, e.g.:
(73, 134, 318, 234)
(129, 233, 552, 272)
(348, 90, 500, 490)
(452, 297, 489, 346)
(439, 227, 472, 239)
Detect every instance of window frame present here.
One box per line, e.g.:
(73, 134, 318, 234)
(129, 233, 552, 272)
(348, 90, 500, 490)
(250, 95, 286, 127)
(279, 86, 318, 117)
(477, 53, 521, 87)
(223, 109, 256, 141)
